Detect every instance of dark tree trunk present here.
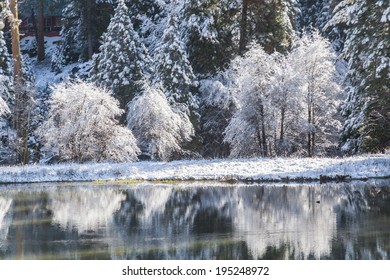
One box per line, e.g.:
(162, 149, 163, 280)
(260, 103, 267, 157)
(30, 8, 39, 46)
(86, 3, 94, 59)
(37, 0, 45, 61)
(239, 0, 248, 55)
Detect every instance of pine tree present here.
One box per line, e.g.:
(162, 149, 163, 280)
(153, 12, 198, 114)
(90, 0, 151, 112)
(329, 0, 390, 153)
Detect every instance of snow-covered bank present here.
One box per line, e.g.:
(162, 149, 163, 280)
(0, 155, 389, 184)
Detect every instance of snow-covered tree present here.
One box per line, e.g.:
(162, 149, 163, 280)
(223, 31, 341, 158)
(224, 44, 277, 157)
(270, 52, 305, 156)
(328, 0, 390, 153)
(127, 81, 194, 161)
(38, 80, 140, 163)
(90, 0, 150, 111)
(289, 31, 342, 156)
(153, 12, 198, 114)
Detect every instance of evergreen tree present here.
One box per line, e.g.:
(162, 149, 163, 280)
(90, 0, 151, 111)
(332, 0, 390, 153)
(153, 12, 198, 114)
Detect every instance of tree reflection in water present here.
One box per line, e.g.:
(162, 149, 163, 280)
(0, 180, 389, 260)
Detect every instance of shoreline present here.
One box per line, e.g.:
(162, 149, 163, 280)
(0, 155, 389, 185)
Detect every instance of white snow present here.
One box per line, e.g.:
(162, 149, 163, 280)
(0, 155, 389, 184)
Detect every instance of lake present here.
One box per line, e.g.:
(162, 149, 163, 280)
(0, 180, 389, 260)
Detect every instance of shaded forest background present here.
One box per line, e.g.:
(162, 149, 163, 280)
(0, 0, 389, 165)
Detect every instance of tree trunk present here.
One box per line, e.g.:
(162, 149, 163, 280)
(9, 0, 29, 164)
(37, 0, 45, 61)
(279, 107, 285, 155)
(307, 97, 312, 157)
(260, 103, 267, 157)
(10, 0, 22, 80)
(239, 0, 248, 55)
(30, 8, 39, 46)
(86, 2, 94, 59)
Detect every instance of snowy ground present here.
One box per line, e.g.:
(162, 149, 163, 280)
(0, 155, 389, 184)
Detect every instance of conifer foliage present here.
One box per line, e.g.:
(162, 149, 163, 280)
(90, 0, 150, 110)
(153, 12, 198, 114)
(330, 0, 390, 153)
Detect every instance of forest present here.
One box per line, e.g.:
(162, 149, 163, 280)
(0, 0, 389, 165)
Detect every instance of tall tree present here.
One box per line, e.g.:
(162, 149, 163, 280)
(90, 0, 150, 112)
(2, 0, 31, 164)
(290, 31, 341, 157)
(330, 0, 390, 153)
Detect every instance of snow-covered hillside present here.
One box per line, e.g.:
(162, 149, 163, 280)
(0, 155, 389, 184)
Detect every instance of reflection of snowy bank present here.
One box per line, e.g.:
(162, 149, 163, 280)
(132, 187, 172, 223)
(49, 188, 125, 233)
(109, 183, 373, 259)
(0, 196, 12, 250)
(233, 186, 340, 259)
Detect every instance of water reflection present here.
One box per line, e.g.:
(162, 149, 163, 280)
(0, 181, 389, 260)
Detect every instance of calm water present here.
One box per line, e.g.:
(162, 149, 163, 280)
(0, 181, 389, 260)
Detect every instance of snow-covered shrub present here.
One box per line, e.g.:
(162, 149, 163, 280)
(38, 80, 140, 163)
(127, 82, 194, 161)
